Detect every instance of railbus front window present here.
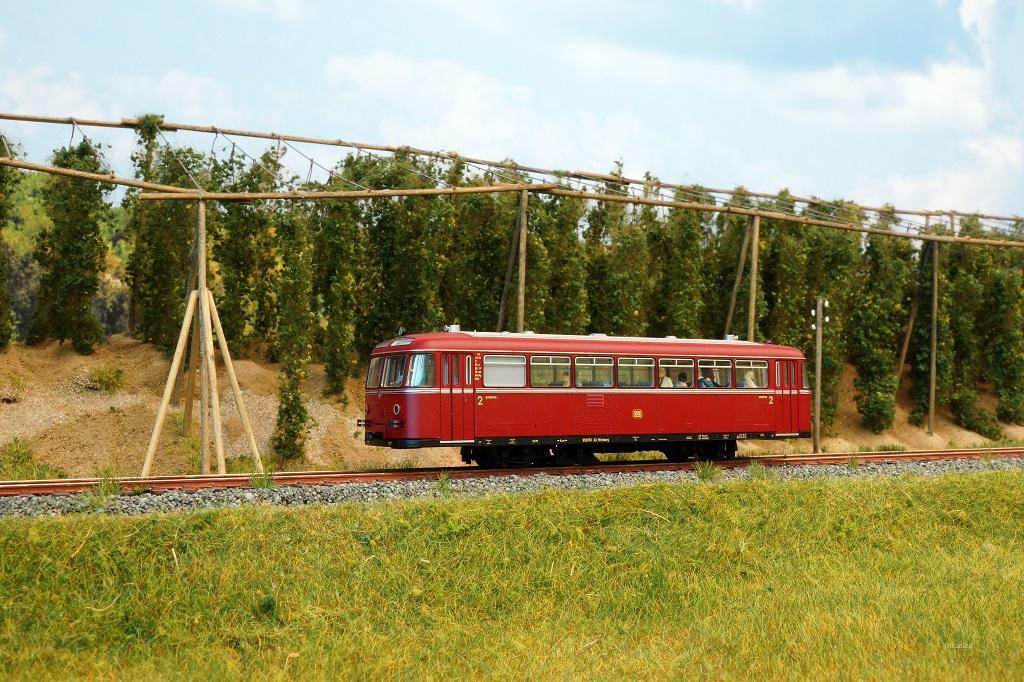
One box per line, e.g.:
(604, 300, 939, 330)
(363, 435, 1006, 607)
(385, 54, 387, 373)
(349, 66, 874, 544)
(382, 354, 408, 388)
(483, 355, 526, 387)
(575, 357, 614, 387)
(530, 355, 571, 387)
(659, 358, 693, 388)
(618, 357, 655, 388)
(407, 353, 437, 387)
(366, 356, 383, 389)
(736, 360, 769, 389)
(697, 359, 732, 388)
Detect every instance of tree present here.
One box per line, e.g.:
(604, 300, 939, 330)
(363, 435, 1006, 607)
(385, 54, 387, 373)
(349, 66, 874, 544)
(29, 141, 112, 354)
(127, 144, 208, 351)
(660, 189, 712, 338)
(310, 189, 365, 395)
(272, 208, 314, 459)
(0, 134, 18, 347)
(533, 194, 589, 333)
(848, 210, 915, 432)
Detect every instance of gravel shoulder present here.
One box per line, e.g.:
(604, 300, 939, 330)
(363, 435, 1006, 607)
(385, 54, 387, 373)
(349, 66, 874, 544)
(3, 456, 1023, 518)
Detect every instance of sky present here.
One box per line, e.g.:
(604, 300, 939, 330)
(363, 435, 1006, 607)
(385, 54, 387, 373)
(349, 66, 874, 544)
(1, 0, 1022, 215)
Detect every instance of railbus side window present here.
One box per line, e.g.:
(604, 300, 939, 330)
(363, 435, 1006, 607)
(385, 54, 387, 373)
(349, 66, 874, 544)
(697, 359, 732, 388)
(618, 357, 655, 388)
(736, 360, 769, 389)
(482, 355, 526, 387)
(575, 357, 614, 388)
(407, 353, 437, 388)
(382, 354, 407, 388)
(801, 362, 810, 389)
(366, 356, 383, 389)
(658, 358, 693, 388)
(530, 355, 571, 387)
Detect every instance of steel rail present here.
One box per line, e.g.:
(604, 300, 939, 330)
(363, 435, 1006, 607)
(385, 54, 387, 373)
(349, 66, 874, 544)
(0, 447, 1021, 497)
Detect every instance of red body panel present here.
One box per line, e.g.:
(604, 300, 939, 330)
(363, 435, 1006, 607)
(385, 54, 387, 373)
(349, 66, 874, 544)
(363, 332, 812, 448)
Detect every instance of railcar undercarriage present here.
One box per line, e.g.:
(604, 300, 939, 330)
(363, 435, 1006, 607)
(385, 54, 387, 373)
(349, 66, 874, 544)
(461, 439, 737, 468)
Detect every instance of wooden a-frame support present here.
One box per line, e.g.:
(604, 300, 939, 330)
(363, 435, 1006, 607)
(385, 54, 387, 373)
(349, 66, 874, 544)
(141, 201, 264, 477)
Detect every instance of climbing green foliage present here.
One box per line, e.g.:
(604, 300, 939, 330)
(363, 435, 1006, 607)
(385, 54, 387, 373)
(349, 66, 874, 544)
(126, 136, 207, 351)
(0, 134, 18, 347)
(848, 212, 916, 432)
(211, 149, 283, 353)
(29, 141, 112, 354)
(272, 209, 314, 460)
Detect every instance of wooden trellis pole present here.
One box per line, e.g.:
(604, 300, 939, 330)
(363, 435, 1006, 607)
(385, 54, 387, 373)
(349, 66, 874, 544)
(746, 214, 761, 342)
(141, 201, 263, 477)
(515, 190, 528, 333)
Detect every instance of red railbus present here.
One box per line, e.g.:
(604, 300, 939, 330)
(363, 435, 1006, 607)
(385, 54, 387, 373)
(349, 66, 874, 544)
(360, 330, 811, 467)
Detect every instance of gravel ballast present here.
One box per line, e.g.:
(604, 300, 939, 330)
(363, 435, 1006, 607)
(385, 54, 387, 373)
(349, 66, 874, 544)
(2, 456, 1024, 518)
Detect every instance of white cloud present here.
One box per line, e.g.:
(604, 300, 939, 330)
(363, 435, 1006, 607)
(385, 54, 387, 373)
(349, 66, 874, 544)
(860, 134, 1023, 212)
(564, 42, 993, 134)
(707, 0, 762, 11)
(959, 0, 997, 59)
(214, 0, 306, 21)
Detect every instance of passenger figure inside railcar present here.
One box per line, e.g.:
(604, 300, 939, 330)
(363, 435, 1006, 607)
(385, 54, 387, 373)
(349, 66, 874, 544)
(660, 368, 674, 387)
(676, 372, 690, 388)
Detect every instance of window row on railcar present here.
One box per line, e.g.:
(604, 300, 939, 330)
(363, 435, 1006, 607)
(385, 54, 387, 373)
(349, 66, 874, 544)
(365, 352, 774, 390)
(482, 355, 770, 389)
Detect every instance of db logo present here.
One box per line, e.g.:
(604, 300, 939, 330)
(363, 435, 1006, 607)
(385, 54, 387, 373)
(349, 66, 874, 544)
(632, 409, 643, 419)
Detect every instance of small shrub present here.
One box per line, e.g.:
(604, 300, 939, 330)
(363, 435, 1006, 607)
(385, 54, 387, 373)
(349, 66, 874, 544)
(746, 461, 777, 481)
(847, 456, 862, 471)
(437, 470, 452, 497)
(250, 471, 276, 489)
(81, 466, 121, 510)
(695, 460, 722, 482)
(1, 371, 27, 403)
(876, 443, 908, 453)
(0, 439, 66, 480)
(94, 466, 121, 497)
(85, 365, 125, 394)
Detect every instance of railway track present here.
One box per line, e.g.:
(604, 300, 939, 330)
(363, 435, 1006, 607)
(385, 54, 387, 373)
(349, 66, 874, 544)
(1, 446, 1022, 497)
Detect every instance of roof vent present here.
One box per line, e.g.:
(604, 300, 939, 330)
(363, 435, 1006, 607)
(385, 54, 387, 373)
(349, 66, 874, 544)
(588, 333, 607, 337)
(725, 334, 739, 341)
(665, 335, 677, 340)
(443, 324, 461, 333)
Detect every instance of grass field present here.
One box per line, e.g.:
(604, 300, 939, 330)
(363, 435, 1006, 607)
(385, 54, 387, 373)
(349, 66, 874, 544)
(2, 471, 1023, 680)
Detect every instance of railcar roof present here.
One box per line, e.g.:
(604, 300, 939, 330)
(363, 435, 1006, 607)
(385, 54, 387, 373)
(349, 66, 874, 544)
(373, 331, 805, 358)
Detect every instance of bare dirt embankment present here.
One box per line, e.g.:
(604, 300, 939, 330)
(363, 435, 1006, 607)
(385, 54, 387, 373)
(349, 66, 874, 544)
(0, 335, 461, 477)
(2, 337, 1022, 477)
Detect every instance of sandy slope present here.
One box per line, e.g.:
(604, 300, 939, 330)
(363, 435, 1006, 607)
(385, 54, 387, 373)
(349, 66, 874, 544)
(1, 336, 1020, 476)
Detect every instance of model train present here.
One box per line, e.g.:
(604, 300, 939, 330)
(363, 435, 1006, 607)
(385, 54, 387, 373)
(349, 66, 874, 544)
(359, 328, 812, 467)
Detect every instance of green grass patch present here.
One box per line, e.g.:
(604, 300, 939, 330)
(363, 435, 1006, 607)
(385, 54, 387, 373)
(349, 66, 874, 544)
(0, 438, 65, 480)
(2, 473, 1024, 679)
(85, 365, 125, 394)
(597, 451, 666, 462)
(694, 459, 722, 481)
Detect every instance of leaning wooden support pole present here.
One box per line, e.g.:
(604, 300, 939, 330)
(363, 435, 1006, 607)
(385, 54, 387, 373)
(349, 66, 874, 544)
(200, 286, 227, 474)
(723, 218, 752, 338)
(181, 305, 201, 434)
(199, 341, 211, 475)
(746, 214, 761, 342)
(141, 290, 198, 477)
(173, 258, 198, 404)
(208, 290, 264, 473)
(515, 190, 528, 333)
